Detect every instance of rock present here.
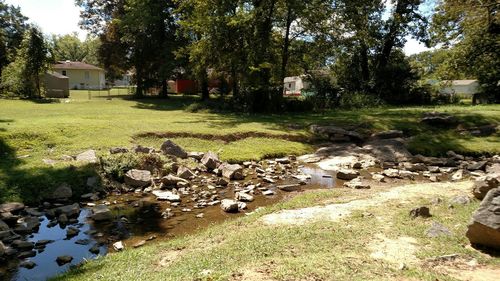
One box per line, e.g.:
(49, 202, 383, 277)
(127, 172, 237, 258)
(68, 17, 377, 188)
(133, 240, 146, 248)
(160, 139, 187, 158)
(201, 151, 220, 170)
(35, 240, 54, 247)
(372, 174, 385, 182)
(362, 139, 412, 163)
(18, 250, 36, 259)
(344, 179, 370, 189)
(262, 190, 275, 196)
(0, 241, 5, 256)
(486, 163, 500, 174)
(76, 149, 97, 163)
(277, 184, 301, 192)
(161, 174, 189, 187)
(235, 192, 254, 202)
(428, 166, 440, 173)
(426, 222, 452, 238)
(133, 145, 153, 154)
(91, 205, 114, 221)
(177, 166, 195, 180)
(310, 125, 364, 142)
(371, 130, 404, 139)
(0, 220, 9, 231)
(466, 188, 500, 250)
(467, 124, 498, 137)
(473, 176, 499, 200)
(383, 168, 400, 178)
(12, 240, 34, 250)
(152, 190, 181, 202)
(403, 162, 427, 172)
(451, 169, 464, 181)
(188, 152, 204, 160)
(75, 239, 91, 245)
(124, 169, 152, 188)
(275, 157, 290, 164)
(66, 227, 80, 238)
(0, 202, 25, 213)
(468, 161, 488, 171)
(220, 199, 239, 213)
(113, 241, 124, 251)
(89, 244, 100, 254)
(421, 113, 458, 127)
(109, 147, 129, 154)
(20, 260, 37, 269)
(336, 169, 360, 180)
(410, 207, 431, 218)
(450, 195, 472, 205)
(56, 255, 73, 266)
(50, 183, 73, 200)
(221, 164, 244, 180)
(215, 177, 229, 186)
(54, 203, 80, 218)
(58, 214, 68, 224)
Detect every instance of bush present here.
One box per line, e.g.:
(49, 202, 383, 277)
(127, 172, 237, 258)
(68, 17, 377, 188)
(338, 91, 384, 109)
(100, 153, 140, 181)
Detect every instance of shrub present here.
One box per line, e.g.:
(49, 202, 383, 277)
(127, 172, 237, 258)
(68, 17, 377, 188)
(338, 91, 384, 109)
(100, 153, 140, 181)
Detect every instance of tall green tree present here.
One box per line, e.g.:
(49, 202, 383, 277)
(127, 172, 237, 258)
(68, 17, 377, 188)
(431, 0, 500, 101)
(1, 26, 49, 98)
(0, 0, 28, 78)
(50, 33, 101, 66)
(76, 0, 182, 98)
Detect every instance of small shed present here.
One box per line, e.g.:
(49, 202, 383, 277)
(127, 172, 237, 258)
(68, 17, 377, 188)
(284, 76, 310, 96)
(44, 71, 70, 98)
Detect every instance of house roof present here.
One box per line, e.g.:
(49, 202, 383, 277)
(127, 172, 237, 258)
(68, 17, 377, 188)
(53, 61, 103, 71)
(46, 71, 69, 79)
(450, 80, 478, 86)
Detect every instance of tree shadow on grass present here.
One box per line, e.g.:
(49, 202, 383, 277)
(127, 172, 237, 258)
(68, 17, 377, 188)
(0, 137, 99, 204)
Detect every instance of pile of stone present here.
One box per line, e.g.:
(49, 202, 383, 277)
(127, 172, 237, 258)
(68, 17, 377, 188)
(108, 139, 310, 214)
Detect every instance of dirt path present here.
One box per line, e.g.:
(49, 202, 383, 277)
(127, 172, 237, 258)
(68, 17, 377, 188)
(262, 181, 473, 225)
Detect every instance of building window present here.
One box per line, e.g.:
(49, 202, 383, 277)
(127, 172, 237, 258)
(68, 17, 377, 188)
(62, 70, 67, 76)
(85, 71, 90, 80)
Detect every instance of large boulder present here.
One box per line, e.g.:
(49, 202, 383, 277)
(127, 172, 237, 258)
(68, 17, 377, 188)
(0, 202, 24, 214)
(221, 164, 244, 180)
(124, 169, 152, 187)
(201, 151, 220, 170)
(91, 205, 114, 221)
(54, 203, 80, 218)
(160, 139, 187, 158)
(310, 125, 364, 142)
(0, 220, 9, 231)
(76, 149, 98, 163)
(473, 176, 499, 200)
(421, 112, 458, 128)
(466, 188, 500, 250)
(0, 241, 5, 257)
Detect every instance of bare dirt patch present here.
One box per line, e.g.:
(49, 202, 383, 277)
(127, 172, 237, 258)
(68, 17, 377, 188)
(134, 131, 309, 143)
(261, 181, 473, 225)
(157, 249, 183, 268)
(369, 234, 419, 265)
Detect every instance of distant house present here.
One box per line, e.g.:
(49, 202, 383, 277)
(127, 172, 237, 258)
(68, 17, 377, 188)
(113, 71, 134, 87)
(52, 61, 106, 90)
(438, 80, 480, 96)
(284, 76, 310, 96)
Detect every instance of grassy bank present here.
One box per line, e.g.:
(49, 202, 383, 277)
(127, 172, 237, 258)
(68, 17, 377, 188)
(52, 182, 500, 281)
(1, 91, 499, 202)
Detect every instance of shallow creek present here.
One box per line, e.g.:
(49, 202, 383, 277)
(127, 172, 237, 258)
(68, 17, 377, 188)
(2, 165, 343, 281)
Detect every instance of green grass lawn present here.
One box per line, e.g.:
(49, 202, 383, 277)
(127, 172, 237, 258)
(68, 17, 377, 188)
(1, 90, 499, 203)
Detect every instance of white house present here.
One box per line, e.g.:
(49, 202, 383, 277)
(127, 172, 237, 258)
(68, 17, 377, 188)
(52, 61, 106, 90)
(438, 80, 480, 96)
(284, 76, 310, 96)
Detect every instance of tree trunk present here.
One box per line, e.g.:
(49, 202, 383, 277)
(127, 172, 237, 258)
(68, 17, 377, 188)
(280, 6, 293, 94)
(135, 70, 144, 98)
(360, 42, 370, 89)
(201, 72, 209, 101)
(160, 79, 169, 98)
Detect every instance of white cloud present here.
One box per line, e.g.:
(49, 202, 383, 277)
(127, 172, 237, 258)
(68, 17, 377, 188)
(5, 0, 87, 39)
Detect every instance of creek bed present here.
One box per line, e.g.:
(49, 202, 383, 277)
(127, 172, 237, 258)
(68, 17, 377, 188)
(1, 165, 343, 281)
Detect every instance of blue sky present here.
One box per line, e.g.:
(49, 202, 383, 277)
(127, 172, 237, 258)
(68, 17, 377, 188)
(6, 0, 431, 55)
